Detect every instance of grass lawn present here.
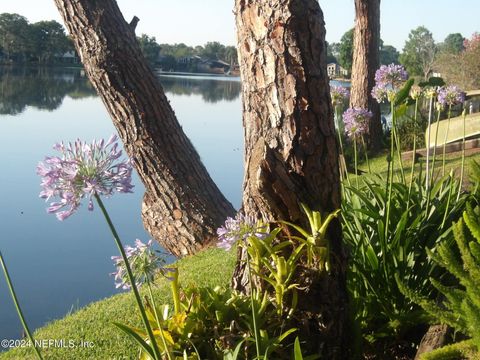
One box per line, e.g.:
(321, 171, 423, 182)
(350, 148, 480, 188)
(0, 248, 236, 360)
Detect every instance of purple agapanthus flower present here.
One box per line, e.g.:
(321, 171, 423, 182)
(437, 85, 466, 107)
(111, 239, 164, 290)
(371, 84, 389, 103)
(372, 64, 409, 103)
(37, 135, 134, 220)
(330, 86, 350, 107)
(217, 213, 268, 251)
(343, 107, 372, 139)
(374, 64, 408, 88)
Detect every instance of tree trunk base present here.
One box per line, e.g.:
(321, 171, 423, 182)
(414, 324, 450, 359)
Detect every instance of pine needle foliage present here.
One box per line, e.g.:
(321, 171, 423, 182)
(398, 204, 480, 359)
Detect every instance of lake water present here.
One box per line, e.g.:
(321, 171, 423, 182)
(0, 67, 243, 342)
(0, 66, 348, 342)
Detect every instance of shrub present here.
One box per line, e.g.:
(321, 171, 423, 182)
(116, 206, 339, 359)
(342, 174, 469, 347)
(399, 204, 480, 360)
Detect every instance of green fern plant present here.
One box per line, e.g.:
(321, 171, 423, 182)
(469, 159, 480, 197)
(398, 204, 480, 359)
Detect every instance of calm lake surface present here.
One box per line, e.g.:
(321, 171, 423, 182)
(0, 66, 348, 342)
(0, 66, 243, 342)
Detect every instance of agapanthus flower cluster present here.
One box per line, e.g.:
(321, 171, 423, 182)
(437, 85, 466, 107)
(111, 239, 165, 290)
(330, 86, 350, 107)
(217, 213, 268, 251)
(409, 85, 423, 100)
(374, 64, 408, 88)
(424, 86, 437, 99)
(37, 135, 134, 220)
(371, 64, 409, 103)
(371, 85, 389, 103)
(343, 107, 372, 139)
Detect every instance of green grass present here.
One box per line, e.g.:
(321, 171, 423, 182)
(350, 148, 480, 187)
(0, 247, 236, 360)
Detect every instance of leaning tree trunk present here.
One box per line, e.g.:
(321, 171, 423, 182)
(53, 0, 235, 256)
(234, 1, 348, 358)
(350, 0, 382, 151)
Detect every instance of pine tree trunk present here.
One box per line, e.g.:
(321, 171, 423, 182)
(53, 0, 235, 257)
(350, 0, 382, 151)
(234, 1, 348, 357)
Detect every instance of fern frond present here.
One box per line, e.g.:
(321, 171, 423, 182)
(419, 339, 477, 360)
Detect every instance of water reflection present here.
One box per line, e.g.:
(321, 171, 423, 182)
(0, 67, 242, 116)
(158, 75, 241, 103)
(0, 67, 96, 115)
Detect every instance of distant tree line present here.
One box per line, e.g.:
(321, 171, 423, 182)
(329, 25, 479, 88)
(0, 13, 237, 72)
(327, 29, 400, 75)
(4, 12, 477, 89)
(137, 35, 238, 71)
(0, 13, 73, 64)
(432, 32, 480, 89)
(399, 27, 479, 88)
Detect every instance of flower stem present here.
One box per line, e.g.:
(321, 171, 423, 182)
(361, 137, 371, 174)
(425, 97, 434, 190)
(441, 174, 454, 229)
(354, 138, 359, 188)
(408, 98, 419, 203)
(429, 109, 442, 190)
(385, 102, 395, 241)
(246, 251, 261, 359)
(146, 279, 173, 360)
(94, 194, 162, 360)
(391, 112, 405, 183)
(458, 110, 467, 201)
(0, 251, 43, 360)
(441, 106, 452, 177)
(426, 107, 442, 218)
(336, 107, 350, 186)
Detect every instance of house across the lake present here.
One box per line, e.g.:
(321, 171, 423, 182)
(160, 55, 234, 75)
(55, 51, 80, 64)
(197, 59, 231, 74)
(327, 62, 349, 79)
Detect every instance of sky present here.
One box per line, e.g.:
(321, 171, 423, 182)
(1, 0, 479, 51)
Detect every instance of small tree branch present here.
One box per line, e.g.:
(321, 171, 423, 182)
(129, 16, 139, 31)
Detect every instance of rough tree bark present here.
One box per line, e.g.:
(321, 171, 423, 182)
(234, 1, 348, 357)
(54, 0, 347, 356)
(53, 0, 235, 257)
(350, 0, 382, 151)
(415, 325, 450, 359)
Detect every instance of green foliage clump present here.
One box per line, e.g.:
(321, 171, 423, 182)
(396, 107, 426, 151)
(399, 204, 480, 359)
(116, 206, 339, 359)
(0, 13, 72, 64)
(418, 77, 446, 89)
(342, 174, 468, 346)
(435, 33, 480, 90)
(399, 26, 437, 79)
(337, 28, 354, 72)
